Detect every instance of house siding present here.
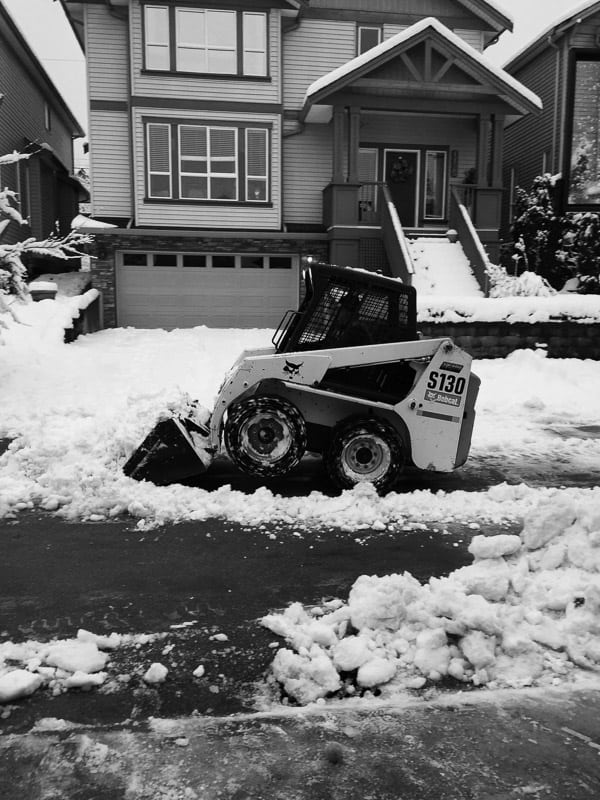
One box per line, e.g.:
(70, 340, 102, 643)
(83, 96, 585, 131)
(283, 124, 332, 225)
(133, 108, 282, 229)
(283, 19, 355, 110)
(505, 46, 558, 195)
(89, 111, 132, 219)
(85, 4, 129, 101)
(130, 1, 281, 104)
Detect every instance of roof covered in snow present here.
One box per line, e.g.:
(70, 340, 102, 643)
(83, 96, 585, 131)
(504, 0, 600, 72)
(302, 17, 542, 123)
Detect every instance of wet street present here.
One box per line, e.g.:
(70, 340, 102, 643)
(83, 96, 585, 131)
(0, 509, 503, 731)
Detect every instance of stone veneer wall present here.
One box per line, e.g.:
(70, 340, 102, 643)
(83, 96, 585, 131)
(418, 320, 600, 359)
(89, 232, 329, 328)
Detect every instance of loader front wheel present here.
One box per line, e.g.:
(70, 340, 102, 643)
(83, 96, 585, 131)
(224, 395, 306, 478)
(325, 417, 404, 492)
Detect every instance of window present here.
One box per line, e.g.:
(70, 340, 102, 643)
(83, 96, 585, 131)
(144, 5, 267, 77)
(358, 26, 381, 55)
(147, 123, 172, 198)
(424, 151, 447, 219)
(145, 5, 170, 70)
(568, 57, 600, 206)
(44, 101, 52, 131)
(146, 120, 270, 203)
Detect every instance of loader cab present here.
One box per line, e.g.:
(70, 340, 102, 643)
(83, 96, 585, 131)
(272, 262, 417, 355)
(272, 262, 419, 404)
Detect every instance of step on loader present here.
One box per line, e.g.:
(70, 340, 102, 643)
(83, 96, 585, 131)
(123, 262, 480, 491)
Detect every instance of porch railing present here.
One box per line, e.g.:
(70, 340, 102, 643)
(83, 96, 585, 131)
(380, 184, 414, 285)
(449, 186, 491, 295)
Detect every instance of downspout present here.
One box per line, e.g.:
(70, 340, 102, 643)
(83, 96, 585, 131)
(547, 31, 560, 175)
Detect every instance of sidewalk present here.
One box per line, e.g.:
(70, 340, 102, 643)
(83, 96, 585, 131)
(2, 685, 599, 799)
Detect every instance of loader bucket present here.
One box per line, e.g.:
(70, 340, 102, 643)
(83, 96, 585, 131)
(123, 416, 212, 485)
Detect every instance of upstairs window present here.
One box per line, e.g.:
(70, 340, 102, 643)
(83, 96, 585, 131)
(146, 120, 270, 204)
(143, 5, 268, 77)
(357, 26, 382, 56)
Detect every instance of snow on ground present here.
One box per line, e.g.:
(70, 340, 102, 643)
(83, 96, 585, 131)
(0, 292, 600, 707)
(0, 294, 599, 531)
(261, 500, 600, 705)
(409, 237, 484, 297)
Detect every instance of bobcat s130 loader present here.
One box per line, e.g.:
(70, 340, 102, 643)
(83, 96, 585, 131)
(124, 262, 480, 492)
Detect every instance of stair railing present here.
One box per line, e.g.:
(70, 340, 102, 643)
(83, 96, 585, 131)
(449, 186, 491, 295)
(380, 184, 415, 285)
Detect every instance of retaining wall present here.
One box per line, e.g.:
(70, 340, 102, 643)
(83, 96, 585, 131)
(418, 320, 600, 359)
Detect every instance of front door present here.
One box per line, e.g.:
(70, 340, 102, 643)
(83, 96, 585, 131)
(384, 149, 420, 227)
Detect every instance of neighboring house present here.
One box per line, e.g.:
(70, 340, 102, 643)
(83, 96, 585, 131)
(62, 0, 541, 329)
(503, 1, 600, 228)
(0, 0, 85, 254)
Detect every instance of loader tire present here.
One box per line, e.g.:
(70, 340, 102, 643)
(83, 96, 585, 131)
(325, 417, 404, 492)
(224, 395, 307, 478)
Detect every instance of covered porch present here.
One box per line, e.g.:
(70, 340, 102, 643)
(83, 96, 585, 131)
(301, 17, 542, 282)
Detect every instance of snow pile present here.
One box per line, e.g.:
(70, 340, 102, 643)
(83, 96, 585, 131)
(417, 293, 600, 324)
(0, 629, 159, 704)
(261, 496, 600, 705)
(1, 301, 599, 529)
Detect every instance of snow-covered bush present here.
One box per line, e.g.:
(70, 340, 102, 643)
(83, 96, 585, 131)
(504, 174, 565, 289)
(0, 150, 93, 337)
(486, 263, 556, 298)
(556, 212, 600, 294)
(504, 173, 600, 294)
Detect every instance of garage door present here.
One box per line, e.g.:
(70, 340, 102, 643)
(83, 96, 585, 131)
(116, 251, 299, 328)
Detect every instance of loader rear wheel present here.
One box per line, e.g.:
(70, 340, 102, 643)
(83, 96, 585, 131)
(325, 417, 404, 492)
(224, 395, 306, 478)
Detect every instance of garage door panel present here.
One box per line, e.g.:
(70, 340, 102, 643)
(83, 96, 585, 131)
(116, 256, 299, 328)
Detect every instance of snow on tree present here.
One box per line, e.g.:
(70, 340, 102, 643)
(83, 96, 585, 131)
(0, 150, 93, 337)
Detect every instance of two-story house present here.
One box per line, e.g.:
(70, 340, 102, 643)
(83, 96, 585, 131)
(503, 1, 600, 227)
(63, 0, 541, 329)
(0, 0, 85, 252)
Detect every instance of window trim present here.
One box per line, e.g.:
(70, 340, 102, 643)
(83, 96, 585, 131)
(564, 50, 600, 210)
(423, 149, 448, 221)
(144, 118, 272, 205)
(142, 3, 269, 79)
(146, 122, 173, 199)
(357, 25, 382, 56)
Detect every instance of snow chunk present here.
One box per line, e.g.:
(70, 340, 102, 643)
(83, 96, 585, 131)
(143, 663, 168, 684)
(44, 641, 108, 674)
(357, 657, 397, 688)
(0, 669, 43, 703)
(468, 534, 521, 560)
(522, 500, 577, 550)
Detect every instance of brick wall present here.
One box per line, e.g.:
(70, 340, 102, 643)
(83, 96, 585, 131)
(419, 320, 600, 359)
(89, 232, 329, 327)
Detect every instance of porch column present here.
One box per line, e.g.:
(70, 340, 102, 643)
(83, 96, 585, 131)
(348, 106, 361, 184)
(491, 114, 505, 188)
(477, 113, 492, 186)
(332, 105, 346, 183)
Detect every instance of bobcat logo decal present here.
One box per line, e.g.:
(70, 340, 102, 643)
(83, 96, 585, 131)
(283, 359, 303, 377)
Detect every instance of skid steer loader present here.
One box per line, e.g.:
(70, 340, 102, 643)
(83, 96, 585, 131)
(123, 261, 480, 491)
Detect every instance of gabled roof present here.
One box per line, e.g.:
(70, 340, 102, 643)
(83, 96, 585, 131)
(454, 0, 513, 35)
(0, 0, 84, 138)
(302, 17, 542, 122)
(504, 0, 600, 72)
